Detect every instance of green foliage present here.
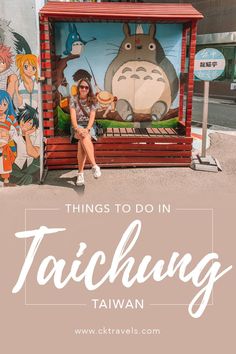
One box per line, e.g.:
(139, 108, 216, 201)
(56, 106, 179, 134)
(57, 106, 71, 134)
(96, 118, 179, 129)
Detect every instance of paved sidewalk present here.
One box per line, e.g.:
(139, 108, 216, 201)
(1, 131, 234, 197)
(191, 122, 236, 152)
(189, 95, 236, 151)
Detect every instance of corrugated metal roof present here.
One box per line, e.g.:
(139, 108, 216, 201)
(39, 2, 203, 22)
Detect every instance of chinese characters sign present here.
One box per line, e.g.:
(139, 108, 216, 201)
(194, 48, 225, 81)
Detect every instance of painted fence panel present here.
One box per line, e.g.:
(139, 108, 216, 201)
(0, 0, 43, 186)
(54, 22, 182, 134)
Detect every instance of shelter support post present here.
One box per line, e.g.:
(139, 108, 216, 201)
(179, 24, 188, 122)
(185, 21, 197, 137)
(201, 80, 209, 157)
(39, 15, 54, 138)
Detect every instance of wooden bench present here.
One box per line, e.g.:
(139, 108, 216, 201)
(45, 125, 192, 170)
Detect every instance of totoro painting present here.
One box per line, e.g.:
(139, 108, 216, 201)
(54, 21, 182, 133)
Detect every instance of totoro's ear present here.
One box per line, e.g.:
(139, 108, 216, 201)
(149, 24, 156, 38)
(123, 23, 131, 37)
(73, 24, 77, 33)
(69, 23, 73, 33)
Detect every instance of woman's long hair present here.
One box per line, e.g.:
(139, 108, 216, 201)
(77, 78, 96, 107)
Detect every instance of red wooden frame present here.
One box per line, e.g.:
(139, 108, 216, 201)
(185, 21, 198, 137)
(39, 2, 203, 169)
(40, 2, 203, 22)
(179, 23, 188, 122)
(40, 17, 54, 137)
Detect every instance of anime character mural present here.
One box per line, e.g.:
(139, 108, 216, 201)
(63, 24, 96, 56)
(0, 18, 31, 55)
(104, 24, 179, 122)
(0, 91, 40, 186)
(15, 54, 38, 109)
(96, 91, 117, 118)
(0, 18, 32, 102)
(55, 21, 181, 132)
(56, 24, 96, 97)
(0, 90, 20, 133)
(0, 44, 18, 97)
(0, 18, 18, 54)
(0, 121, 16, 186)
(0, 18, 40, 186)
(82, 58, 118, 120)
(56, 25, 97, 133)
(10, 104, 40, 185)
(72, 69, 92, 87)
(0, 89, 19, 187)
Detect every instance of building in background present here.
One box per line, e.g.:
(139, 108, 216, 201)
(141, 0, 236, 99)
(184, 0, 236, 99)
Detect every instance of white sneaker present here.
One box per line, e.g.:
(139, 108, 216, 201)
(92, 165, 101, 179)
(76, 172, 85, 186)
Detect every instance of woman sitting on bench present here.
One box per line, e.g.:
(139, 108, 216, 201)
(70, 78, 101, 186)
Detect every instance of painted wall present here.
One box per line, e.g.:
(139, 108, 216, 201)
(54, 21, 182, 131)
(0, 0, 43, 186)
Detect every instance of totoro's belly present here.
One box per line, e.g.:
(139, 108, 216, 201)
(112, 61, 172, 114)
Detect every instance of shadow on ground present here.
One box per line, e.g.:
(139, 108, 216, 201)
(43, 170, 85, 194)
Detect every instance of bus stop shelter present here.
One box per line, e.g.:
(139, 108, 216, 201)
(39, 2, 203, 170)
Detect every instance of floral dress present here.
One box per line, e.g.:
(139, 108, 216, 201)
(69, 96, 98, 141)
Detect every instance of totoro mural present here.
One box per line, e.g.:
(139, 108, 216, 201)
(105, 23, 179, 122)
(63, 23, 96, 56)
(0, 16, 40, 187)
(55, 23, 97, 125)
(55, 21, 182, 132)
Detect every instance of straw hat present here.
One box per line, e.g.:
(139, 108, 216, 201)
(97, 91, 114, 105)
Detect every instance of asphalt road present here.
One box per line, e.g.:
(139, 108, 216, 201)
(191, 99, 236, 129)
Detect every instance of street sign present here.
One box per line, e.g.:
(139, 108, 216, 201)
(230, 82, 236, 90)
(193, 49, 226, 161)
(194, 48, 226, 81)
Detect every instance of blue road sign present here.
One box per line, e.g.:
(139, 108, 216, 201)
(194, 48, 226, 81)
